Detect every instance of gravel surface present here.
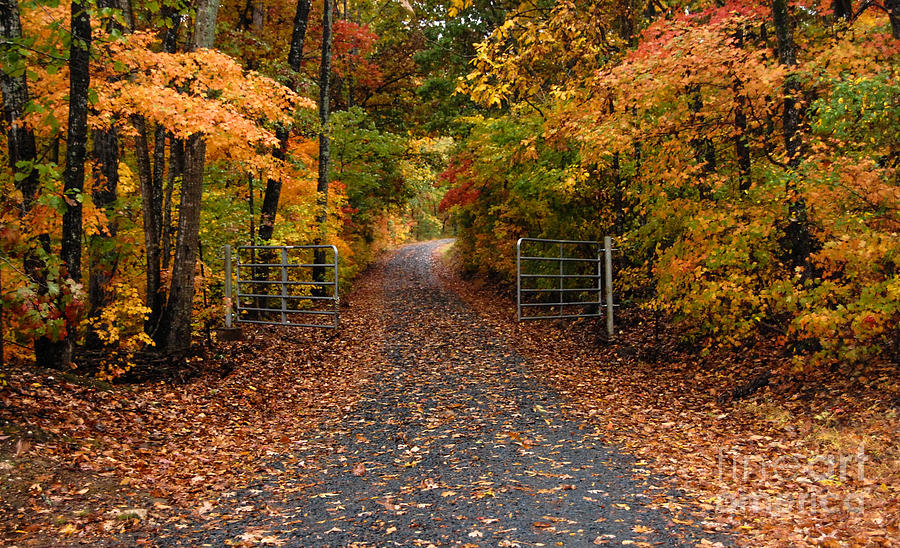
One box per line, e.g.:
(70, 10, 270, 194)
(154, 240, 731, 547)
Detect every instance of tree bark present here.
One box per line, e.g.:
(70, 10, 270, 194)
(257, 0, 311, 248)
(831, 0, 852, 21)
(86, 0, 131, 349)
(193, 0, 219, 50)
(0, 0, 55, 364)
(316, 0, 334, 221)
(733, 27, 752, 193)
(257, 131, 287, 244)
(85, 128, 119, 349)
(133, 116, 164, 335)
(157, 0, 218, 354)
(162, 138, 183, 270)
(313, 0, 334, 284)
(54, 0, 92, 366)
(287, 0, 311, 74)
(734, 89, 752, 192)
(688, 85, 716, 199)
(157, 135, 205, 352)
(251, 0, 264, 31)
(160, 14, 182, 272)
(771, 0, 812, 269)
(0, 0, 38, 216)
(61, 0, 91, 283)
(887, 0, 900, 39)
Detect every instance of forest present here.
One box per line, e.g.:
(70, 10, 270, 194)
(0, 0, 898, 544)
(1, 0, 897, 375)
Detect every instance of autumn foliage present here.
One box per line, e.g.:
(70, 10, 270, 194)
(1, 0, 441, 371)
(443, 0, 900, 370)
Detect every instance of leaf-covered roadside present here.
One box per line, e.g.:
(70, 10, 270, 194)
(0, 259, 391, 545)
(436, 245, 900, 546)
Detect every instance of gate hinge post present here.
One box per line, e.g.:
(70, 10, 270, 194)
(604, 236, 614, 339)
(217, 244, 244, 341)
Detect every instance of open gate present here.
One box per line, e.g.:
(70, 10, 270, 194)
(516, 237, 615, 337)
(223, 244, 339, 329)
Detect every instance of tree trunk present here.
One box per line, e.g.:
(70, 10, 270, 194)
(61, 0, 91, 283)
(54, 0, 92, 366)
(0, 1, 38, 215)
(85, 128, 120, 349)
(86, 0, 129, 349)
(887, 0, 900, 39)
(287, 0, 311, 74)
(612, 152, 623, 236)
(771, 0, 812, 270)
(257, 0, 311, 247)
(139, 1, 179, 301)
(157, 135, 205, 352)
(0, 0, 55, 364)
(831, 0, 852, 21)
(313, 0, 334, 284)
(257, 131, 287, 244)
(688, 85, 716, 199)
(608, 97, 623, 236)
(157, 0, 219, 354)
(162, 138, 183, 270)
(193, 0, 219, 50)
(116, 0, 134, 30)
(133, 116, 164, 336)
(251, 0, 264, 31)
(734, 90, 752, 193)
(733, 27, 752, 193)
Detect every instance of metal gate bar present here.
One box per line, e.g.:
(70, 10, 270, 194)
(516, 237, 614, 336)
(223, 244, 339, 329)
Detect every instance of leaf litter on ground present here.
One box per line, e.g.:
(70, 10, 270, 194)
(435, 241, 899, 546)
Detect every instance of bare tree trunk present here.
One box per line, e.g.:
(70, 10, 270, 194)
(313, 0, 334, 285)
(257, 133, 287, 244)
(251, 0, 264, 31)
(831, 0, 852, 21)
(0, 0, 54, 364)
(316, 0, 333, 219)
(52, 0, 92, 367)
(157, 0, 219, 354)
(771, 0, 812, 270)
(86, 0, 127, 349)
(193, 0, 218, 50)
(257, 0, 311, 247)
(162, 138, 183, 270)
(734, 90, 752, 192)
(157, 135, 205, 352)
(733, 27, 752, 193)
(154, 15, 184, 274)
(287, 0, 311, 75)
(61, 0, 91, 284)
(688, 85, 716, 199)
(0, 1, 38, 215)
(887, 0, 900, 39)
(116, 0, 134, 30)
(85, 129, 119, 349)
(133, 116, 164, 336)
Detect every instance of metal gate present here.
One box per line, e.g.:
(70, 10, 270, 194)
(223, 244, 339, 329)
(516, 237, 614, 336)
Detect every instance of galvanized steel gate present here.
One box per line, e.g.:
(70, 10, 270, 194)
(516, 237, 615, 336)
(223, 244, 339, 329)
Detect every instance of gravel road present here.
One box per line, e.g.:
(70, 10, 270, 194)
(154, 240, 730, 547)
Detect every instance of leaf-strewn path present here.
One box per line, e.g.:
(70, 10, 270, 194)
(156, 241, 730, 546)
